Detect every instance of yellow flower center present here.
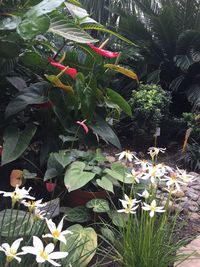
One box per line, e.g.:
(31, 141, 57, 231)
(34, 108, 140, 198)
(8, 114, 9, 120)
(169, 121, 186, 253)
(52, 229, 60, 238)
(40, 250, 49, 260)
(171, 173, 177, 181)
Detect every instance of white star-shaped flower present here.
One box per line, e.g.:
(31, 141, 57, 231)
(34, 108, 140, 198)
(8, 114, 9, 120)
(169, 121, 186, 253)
(118, 194, 140, 214)
(0, 185, 35, 205)
(43, 217, 72, 244)
(142, 200, 165, 217)
(0, 238, 25, 263)
(22, 236, 68, 266)
(116, 150, 135, 162)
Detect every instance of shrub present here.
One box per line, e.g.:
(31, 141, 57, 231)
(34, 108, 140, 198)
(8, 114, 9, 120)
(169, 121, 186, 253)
(129, 83, 171, 137)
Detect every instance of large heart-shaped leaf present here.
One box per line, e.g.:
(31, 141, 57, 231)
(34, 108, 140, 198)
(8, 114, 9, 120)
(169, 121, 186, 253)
(54, 150, 74, 168)
(49, 14, 98, 43)
(106, 88, 132, 117)
(60, 224, 97, 267)
(20, 51, 47, 69)
(64, 161, 95, 192)
(5, 81, 51, 118)
(17, 15, 50, 40)
(2, 124, 37, 165)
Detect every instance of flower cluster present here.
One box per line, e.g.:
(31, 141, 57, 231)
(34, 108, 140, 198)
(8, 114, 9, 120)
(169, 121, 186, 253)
(116, 147, 195, 217)
(0, 186, 71, 266)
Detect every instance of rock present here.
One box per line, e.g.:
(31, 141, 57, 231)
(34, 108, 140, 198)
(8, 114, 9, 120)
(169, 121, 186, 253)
(192, 185, 200, 190)
(177, 235, 200, 267)
(189, 213, 200, 221)
(189, 205, 199, 213)
(186, 191, 199, 201)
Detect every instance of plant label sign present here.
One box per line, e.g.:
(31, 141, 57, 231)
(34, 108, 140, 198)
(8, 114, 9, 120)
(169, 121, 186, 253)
(39, 198, 60, 219)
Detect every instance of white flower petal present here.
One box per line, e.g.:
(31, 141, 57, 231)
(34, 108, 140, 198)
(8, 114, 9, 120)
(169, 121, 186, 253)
(11, 238, 23, 251)
(33, 236, 43, 252)
(49, 251, 68, 260)
(45, 243, 55, 254)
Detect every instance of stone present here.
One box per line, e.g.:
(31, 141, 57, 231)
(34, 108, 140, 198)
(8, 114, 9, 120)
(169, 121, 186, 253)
(186, 191, 199, 201)
(189, 213, 200, 221)
(189, 205, 199, 212)
(177, 235, 200, 267)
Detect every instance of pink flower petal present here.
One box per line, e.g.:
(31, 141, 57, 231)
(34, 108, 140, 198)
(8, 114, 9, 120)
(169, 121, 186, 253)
(87, 43, 119, 58)
(76, 120, 89, 134)
(48, 57, 77, 79)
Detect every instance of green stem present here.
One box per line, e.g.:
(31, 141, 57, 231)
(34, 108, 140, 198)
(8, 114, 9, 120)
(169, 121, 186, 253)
(71, 125, 80, 149)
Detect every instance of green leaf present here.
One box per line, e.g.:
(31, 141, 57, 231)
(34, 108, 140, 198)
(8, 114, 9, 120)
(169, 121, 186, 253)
(17, 15, 50, 40)
(54, 150, 74, 168)
(0, 16, 21, 30)
(106, 88, 132, 116)
(22, 169, 37, 179)
(0, 41, 21, 58)
(96, 176, 114, 193)
(0, 209, 35, 237)
(5, 81, 51, 118)
(75, 73, 97, 119)
(86, 199, 110, 213)
(100, 227, 115, 244)
(20, 51, 47, 69)
(59, 135, 78, 143)
(107, 210, 128, 228)
(104, 163, 131, 184)
(64, 161, 95, 192)
(25, 0, 66, 17)
(2, 124, 37, 165)
(60, 224, 97, 267)
(64, 206, 91, 223)
(65, 2, 97, 24)
(49, 14, 98, 43)
(89, 115, 121, 149)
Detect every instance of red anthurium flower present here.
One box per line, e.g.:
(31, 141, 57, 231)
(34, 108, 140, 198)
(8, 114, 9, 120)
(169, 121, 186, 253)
(76, 119, 89, 134)
(87, 43, 119, 58)
(46, 182, 56, 192)
(48, 57, 77, 80)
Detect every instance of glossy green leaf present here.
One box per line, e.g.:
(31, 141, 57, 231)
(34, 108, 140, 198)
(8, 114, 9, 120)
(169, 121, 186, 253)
(106, 88, 132, 116)
(0, 41, 21, 58)
(17, 15, 50, 40)
(2, 124, 37, 165)
(5, 81, 51, 118)
(89, 115, 121, 149)
(107, 210, 128, 228)
(20, 51, 47, 69)
(0, 16, 21, 30)
(25, 0, 66, 17)
(65, 2, 97, 24)
(54, 150, 74, 168)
